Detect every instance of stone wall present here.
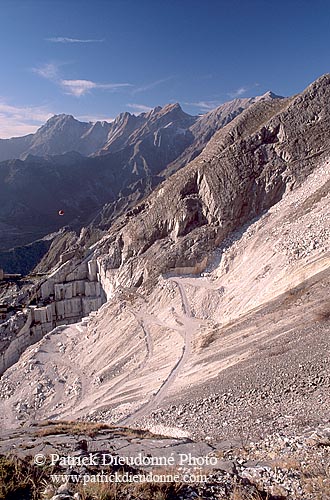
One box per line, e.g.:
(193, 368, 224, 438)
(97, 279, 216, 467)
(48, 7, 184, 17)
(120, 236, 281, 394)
(170, 256, 209, 276)
(0, 310, 34, 376)
(0, 257, 106, 376)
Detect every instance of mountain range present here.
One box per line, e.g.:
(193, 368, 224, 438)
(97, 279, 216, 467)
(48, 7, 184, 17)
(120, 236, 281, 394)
(0, 92, 281, 262)
(0, 92, 280, 161)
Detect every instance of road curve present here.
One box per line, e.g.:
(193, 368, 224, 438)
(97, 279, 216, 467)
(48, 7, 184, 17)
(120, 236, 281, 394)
(120, 277, 196, 425)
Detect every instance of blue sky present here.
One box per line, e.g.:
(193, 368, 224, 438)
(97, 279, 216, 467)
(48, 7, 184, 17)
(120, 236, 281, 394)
(0, 0, 329, 137)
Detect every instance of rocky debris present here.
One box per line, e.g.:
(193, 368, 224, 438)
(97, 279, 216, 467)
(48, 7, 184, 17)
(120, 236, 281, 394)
(0, 423, 329, 499)
(137, 331, 330, 444)
(49, 482, 83, 500)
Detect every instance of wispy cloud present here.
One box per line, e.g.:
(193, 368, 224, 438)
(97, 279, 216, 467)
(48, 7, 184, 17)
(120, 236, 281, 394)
(61, 79, 132, 97)
(184, 100, 221, 112)
(228, 83, 261, 99)
(47, 37, 104, 43)
(33, 62, 59, 80)
(33, 63, 132, 97)
(127, 103, 153, 113)
(228, 86, 248, 98)
(0, 100, 54, 138)
(132, 77, 173, 94)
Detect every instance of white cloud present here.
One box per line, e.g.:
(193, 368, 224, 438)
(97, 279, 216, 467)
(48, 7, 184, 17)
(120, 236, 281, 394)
(0, 101, 54, 139)
(60, 79, 98, 96)
(47, 37, 104, 43)
(126, 103, 153, 113)
(60, 79, 132, 97)
(33, 64, 132, 98)
(32, 63, 132, 97)
(184, 100, 221, 112)
(132, 77, 173, 94)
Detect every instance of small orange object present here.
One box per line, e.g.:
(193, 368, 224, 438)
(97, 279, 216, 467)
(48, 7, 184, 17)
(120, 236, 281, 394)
(58, 210, 65, 216)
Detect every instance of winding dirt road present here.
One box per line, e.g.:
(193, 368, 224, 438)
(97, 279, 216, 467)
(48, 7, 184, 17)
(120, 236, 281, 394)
(120, 277, 198, 425)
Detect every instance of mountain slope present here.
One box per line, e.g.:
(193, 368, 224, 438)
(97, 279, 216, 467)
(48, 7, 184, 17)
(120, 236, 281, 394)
(84, 94, 284, 231)
(0, 75, 329, 440)
(162, 91, 284, 177)
(91, 76, 328, 290)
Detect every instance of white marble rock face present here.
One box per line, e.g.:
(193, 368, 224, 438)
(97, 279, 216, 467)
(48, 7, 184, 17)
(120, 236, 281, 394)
(0, 258, 106, 375)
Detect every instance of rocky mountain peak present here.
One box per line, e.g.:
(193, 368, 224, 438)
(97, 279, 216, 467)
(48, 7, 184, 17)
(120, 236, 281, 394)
(162, 102, 182, 112)
(159, 102, 191, 118)
(309, 72, 330, 87)
(258, 90, 283, 100)
(148, 105, 162, 115)
(115, 111, 132, 120)
(144, 104, 183, 118)
(302, 72, 330, 99)
(41, 113, 80, 128)
(148, 102, 196, 130)
(112, 111, 137, 127)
